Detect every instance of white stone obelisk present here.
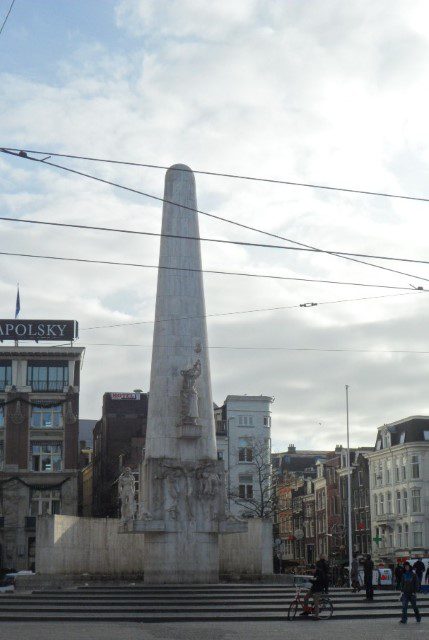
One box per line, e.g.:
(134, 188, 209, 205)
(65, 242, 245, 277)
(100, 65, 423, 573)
(141, 164, 223, 583)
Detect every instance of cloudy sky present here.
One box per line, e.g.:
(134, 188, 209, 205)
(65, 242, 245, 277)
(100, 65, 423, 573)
(1, 0, 429, 450)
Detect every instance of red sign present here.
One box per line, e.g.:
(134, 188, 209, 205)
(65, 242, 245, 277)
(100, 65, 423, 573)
(357, 522, 365, 530)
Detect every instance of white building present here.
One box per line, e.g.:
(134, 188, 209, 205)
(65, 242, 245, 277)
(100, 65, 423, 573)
(367, 416, 429, 561)
(215, 395, 273, 517)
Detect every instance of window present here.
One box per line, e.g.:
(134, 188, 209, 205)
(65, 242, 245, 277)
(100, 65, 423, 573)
(424, 431, 429, 441)
(30, 489, 61, 515)
(31, 443, 62, 472)
(0, 361, 12, 391)
(217, 450, 224, 461)
(388, 532, 393, 548)
(411, 455, 420, 479)
(399, 431, 405, 444)
(395, 458, 400, 482)
(238, 438, 253, 462)
(403, 490, 408, 514)
(375, 460, 383, 486)
(379, 493, 384, 515)
(374, 494, 378, 516)
(0, 406, 4, 428)
(401, 455, 407, 480)
(404, 523, 409, 548)
(412, 488, 421, 513)
(27, 362, 69, 392)
(386, 492, 392, 514)
(30, 404, 63, 429)
(413, 522, 423, 547)
(238, 475, 253, 499)
(386, 459, 391, 484)
(397, 524, 402, 548)
(263, 416, 271, 427)
(0, 442, 3, 470)
(396, 490, 401, 514)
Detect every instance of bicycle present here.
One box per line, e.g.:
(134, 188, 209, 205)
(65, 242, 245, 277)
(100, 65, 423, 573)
(287, 588, 334, 620)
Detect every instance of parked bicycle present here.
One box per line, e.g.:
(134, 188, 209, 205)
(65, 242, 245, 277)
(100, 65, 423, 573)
(287, 588, 334, 620)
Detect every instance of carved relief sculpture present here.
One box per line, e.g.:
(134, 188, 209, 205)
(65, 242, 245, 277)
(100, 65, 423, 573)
(118, 467, 136, 522)
(180, 359, 201, 425)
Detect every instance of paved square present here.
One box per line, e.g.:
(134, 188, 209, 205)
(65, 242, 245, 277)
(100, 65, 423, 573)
(0, 619, 425, 640)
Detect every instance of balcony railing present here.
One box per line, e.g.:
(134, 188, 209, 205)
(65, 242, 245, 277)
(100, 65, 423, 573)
(28, 381, 67, 392)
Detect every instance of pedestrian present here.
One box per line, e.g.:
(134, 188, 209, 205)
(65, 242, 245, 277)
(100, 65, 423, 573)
(351, 554, 360, 593)
(399, 561, 421, 624)
(394, 560, 404, 591)
(413, 557, 425, 591)
(425, 564, 429, 585)
(316, 554, 330, 593)
(363, 554, 374, 601)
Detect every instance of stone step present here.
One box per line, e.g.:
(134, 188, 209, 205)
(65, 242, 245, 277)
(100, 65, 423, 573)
(6, 594, 428, 604)
(0, 601, 427, 612)
(0, 609, 425, 622)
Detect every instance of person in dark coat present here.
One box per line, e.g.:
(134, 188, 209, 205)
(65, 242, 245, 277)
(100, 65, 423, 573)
(301, 564, 325, 620)
(363, 554, 374, 600)
(394, 560, 404, 591)
(399, 562, 421, 624)
(413, 558, 425, 591)
(316, 555, 330, 593)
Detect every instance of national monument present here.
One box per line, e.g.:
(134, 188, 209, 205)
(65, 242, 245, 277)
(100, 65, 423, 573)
(121, 164, 245, 583)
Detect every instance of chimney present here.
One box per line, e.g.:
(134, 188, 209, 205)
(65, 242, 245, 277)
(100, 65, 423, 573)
(288, 444, 296, 453)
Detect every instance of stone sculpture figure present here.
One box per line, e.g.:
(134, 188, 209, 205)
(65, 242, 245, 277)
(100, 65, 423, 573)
(180, 359, 201, 425)
(118, 467, 136, 522)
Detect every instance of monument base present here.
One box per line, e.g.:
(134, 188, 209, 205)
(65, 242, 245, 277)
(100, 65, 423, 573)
(143, 531, 219, 584)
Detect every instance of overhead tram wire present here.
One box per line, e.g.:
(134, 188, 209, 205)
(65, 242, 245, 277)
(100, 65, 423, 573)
(62, 342, 429, 355)
(0, 0, 17, 37)
(80, 292, 420, 332)
(2, 215, 429, 268)
(1, 148, 428, 284)
(3, 146, 429, 204)
(0, 248, 427, 292)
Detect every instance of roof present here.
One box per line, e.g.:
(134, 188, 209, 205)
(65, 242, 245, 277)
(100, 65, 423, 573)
(376, 416, 429, 448)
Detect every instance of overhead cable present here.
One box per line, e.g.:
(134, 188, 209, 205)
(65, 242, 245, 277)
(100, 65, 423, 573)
(2, 215, 429, 268)
(1, 148, 426, 284)
(2, 145, 429, 204)
(0, 0, 16, 37)
(81, 292, 420, 331)
(0, 248, 426, 292)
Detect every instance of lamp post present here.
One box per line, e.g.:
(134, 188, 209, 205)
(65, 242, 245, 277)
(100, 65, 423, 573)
(345, 385, 353, 588)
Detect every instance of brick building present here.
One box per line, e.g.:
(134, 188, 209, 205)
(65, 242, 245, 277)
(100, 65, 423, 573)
(92, 391, 148, 518)
(0, 339, 83, 571)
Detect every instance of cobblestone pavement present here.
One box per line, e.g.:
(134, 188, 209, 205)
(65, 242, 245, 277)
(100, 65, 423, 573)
(0, 618, 425, 640)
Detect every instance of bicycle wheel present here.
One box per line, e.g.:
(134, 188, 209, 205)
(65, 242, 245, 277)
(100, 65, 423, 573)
(318, 598, 333, 620)
(287, 601, 299, 620)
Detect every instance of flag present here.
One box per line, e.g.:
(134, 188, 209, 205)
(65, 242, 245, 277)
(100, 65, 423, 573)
(15, 285, 20, 319)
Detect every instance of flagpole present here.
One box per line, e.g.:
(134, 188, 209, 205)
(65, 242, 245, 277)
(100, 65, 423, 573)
(346, 384, 353, 588)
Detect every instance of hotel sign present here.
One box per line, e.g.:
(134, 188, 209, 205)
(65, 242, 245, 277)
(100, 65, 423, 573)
(110, 392, 141, 400)
(0, 320, 78, 342)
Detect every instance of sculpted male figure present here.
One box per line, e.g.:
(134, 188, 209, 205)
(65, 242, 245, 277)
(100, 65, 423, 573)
(118, 467, 136, 522)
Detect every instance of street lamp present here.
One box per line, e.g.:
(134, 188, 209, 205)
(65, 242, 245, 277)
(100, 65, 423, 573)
(345, 385, 353, 588)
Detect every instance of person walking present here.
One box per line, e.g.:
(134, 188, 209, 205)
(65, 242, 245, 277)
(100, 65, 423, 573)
(363, 554, 374, 601)
(351, 554, 360, 592)
(413, 557, 425, 591)
(394, 560, 404, 591)
(425, 563, 429, 585)
(399, 562, 421, 624)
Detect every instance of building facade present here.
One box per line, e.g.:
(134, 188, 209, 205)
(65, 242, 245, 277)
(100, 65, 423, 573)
(367, 416, 429, 562)
(92, 391, 148, 518)
(215, 395, 273, 517)
(0, 342, 83, 571)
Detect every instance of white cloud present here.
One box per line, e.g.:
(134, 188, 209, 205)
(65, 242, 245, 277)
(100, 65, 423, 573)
(1, 0, 429, 448)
